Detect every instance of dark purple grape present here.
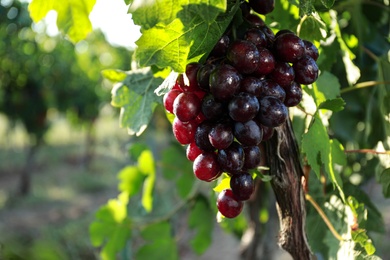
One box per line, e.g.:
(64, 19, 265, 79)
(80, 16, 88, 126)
(173, 92, 201, 122)
(201, 94, 225, 120)
(259, 26, 275, 47)
(179, 63, 201, 92)
(227, 40, 260, 74)
(208, 123, 234, 150)
(243, 145, 262, 169)
(275, 29, 294, 38)
(195, 122, 215, 152)
(197, 63, 215, 91)
(253, 47, 275, 76)
(228, 92, 260, 122)
(260, 124, 274, 141)
(193, 152, 222, 182)
(217, 189, 243, 218)
(245, 14, 265, 27)
(234, 120, 263, 146)
(230, 173, 254, 201)
(244, 28, 267, 48)
(239, 77, 263, 96)
(257, 96, 288, 127)
(270, 62, 295, 88)
(211, 35, 230, 57)
(172, 117, 197, 145)
(217, 142, 245, 173)
(293, 55, 319, 85)
(258, 79, 286, 102)
(209, 64, 241, 101)
(274, 33, 305, 63)
(284, 81, 302, 107)
(249, 0, 275, 15)
(240, 1, 251, 17)
(303, 40, 319, 61)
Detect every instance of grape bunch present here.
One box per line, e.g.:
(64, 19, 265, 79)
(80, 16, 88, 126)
(163, 0, 319, 219)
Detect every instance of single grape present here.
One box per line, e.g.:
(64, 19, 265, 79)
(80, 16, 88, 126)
(258, 79, 286, 102)
(234, 120, 263, 146)
(259, 26, 275, 47)
(227, 40, 260, 74)
(274, 33, 305, 63)
(193, 152, 222, 182)
(173, 92, 201, 122)
(163, 89, 181, 113)
(293, 55, 319, 85)
(244, 28, 267, 48)
(208, 123, 234, 150)
(243, 145, 262, 169)
(270, 62, 295, 88)
(245, 14, 265, 27)
(172, 117, 197, 145)
(186, 141, 203, 161)
(260, 124, 274, 141)
(230, 173, 255, 201)
(209, 64, 241, 101)
(249, 0, 275, 15)
(201, 94, 225, 120)
(195, 121, 215, 152)
(197, 63, 215, 91)
(228, 92, 260, 122)
(303, 40, 319, 61)
(253, 47, 275, 76)
(217, 189, 244, 218)
(177, 63, 201, 92)
(257, 96, 288, 127)
(211, 35, 230, 57)
(217, 142, 245, 173)
(283, 81, 302, 107)
(239, 77, 263, 97)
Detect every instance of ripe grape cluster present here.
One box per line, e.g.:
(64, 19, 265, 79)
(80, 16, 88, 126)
(163, 0, 319, 219)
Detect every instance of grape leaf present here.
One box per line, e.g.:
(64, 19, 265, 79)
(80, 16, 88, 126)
(297, 14, 327, 42)
(138, 150, 156, 212)
(320, 0, 335, 9)
(379, 168, 390, 198)
(133, 1, 239, 72)
(102, 69, 127, 82)
(28, 0, 96, 43)
(117, 166, 144, 196)
(302, 115, 344, 200)
(318, 98, 345, 112)
(110, 68, 163, 136)
(213, 177, 231, 192)
(89, 192, 131, 260)
(136, 222, 178, 260)
(313, 71, 341, 106)
(188, 196, 214, 254)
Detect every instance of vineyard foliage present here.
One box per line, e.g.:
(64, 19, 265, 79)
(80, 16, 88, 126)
(25, 0, 390, 259)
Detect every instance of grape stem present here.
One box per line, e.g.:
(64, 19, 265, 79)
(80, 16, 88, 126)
(340, 81, 390, 94)
(305, 194, 344, 242)
(344, 149, 390, 155)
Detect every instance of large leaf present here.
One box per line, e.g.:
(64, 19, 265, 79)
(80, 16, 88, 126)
(28, 0, 96, 43)
(110, 68, 163, 136)
(379, 168, 390, 198)
(132, 0, 238, 72)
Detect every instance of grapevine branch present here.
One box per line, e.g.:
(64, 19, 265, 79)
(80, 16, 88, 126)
(265, 118, 313, 260)
(344, 149, 390, 155)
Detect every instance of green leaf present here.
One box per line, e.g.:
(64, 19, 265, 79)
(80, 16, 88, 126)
(297, 14, 327, 42)
(352, 229, 376, 255)
(136, 222, 178, 260)
(313, 71, 341, 106)
(137, 150, 156, 212)
(213, 177, 231, 192)
(102, 69, 127, 82)
(318, 98, 345, 112)
(117, 166, 144, 196)
(379, 168, 390, 198)
(302, 115, 344, 200)
(128, 143, 149, 160)
(188, 196, 214, 254)
(133, 1, 238, 72)
(330, 139, 347, 166)
(28, 0, 96, 43)
(89, 192, 131, 260)
(111, 68, 163, 136)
